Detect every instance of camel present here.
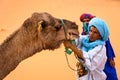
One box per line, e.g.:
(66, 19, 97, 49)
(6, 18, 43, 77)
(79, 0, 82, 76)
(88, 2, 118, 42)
(0, 12, 80, 79)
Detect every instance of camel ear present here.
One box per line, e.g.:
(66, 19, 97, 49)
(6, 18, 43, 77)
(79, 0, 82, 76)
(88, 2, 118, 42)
(38, 20, 47, 31)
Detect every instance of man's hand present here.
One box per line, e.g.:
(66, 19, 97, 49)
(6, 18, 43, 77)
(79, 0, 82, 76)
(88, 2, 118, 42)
(109, 59, 115, 67)
(63, 40, 73, 48)
(63, 40, 85, 63)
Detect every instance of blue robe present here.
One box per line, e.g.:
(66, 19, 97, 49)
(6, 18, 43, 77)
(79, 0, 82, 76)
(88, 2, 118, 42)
(104, 38, 118, 80)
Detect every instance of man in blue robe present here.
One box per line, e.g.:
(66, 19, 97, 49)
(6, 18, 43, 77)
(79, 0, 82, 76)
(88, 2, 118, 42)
(104, 38, 118, 80)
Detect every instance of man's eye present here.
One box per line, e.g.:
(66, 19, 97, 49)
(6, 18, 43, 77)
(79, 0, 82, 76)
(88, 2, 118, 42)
(90, 30, 92, 32)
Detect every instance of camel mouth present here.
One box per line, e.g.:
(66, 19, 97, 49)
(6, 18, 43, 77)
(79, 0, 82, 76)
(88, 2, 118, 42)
(67, 31, 79, 40)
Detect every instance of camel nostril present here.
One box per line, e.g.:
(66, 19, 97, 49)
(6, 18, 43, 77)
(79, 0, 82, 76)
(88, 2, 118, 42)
(69, 32, 78, 36)
(69, 33, 72, 35)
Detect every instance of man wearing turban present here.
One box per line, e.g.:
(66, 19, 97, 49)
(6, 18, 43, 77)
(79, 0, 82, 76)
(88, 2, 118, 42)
(63, 17, 110, 80)
(80, 13, 118, 80)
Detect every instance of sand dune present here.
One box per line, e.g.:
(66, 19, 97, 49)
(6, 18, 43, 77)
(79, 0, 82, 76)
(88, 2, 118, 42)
(0, 0, 120, 80)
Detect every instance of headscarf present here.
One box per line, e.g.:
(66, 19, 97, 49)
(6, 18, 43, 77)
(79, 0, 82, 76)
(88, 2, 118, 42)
(81, 17, 110, 52)
(82, 23, 89, 35)
(80, 13, 95, 22)
(88, 17, 110, 41)
(81, 35, 105, 52)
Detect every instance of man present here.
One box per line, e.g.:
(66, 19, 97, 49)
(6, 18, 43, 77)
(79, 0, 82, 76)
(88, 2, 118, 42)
(79, 13, 118, 80)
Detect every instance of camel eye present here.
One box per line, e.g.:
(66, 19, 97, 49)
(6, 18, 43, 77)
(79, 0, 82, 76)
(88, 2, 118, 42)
(55, 25, 62, 31)
(69, 33, 72, 35)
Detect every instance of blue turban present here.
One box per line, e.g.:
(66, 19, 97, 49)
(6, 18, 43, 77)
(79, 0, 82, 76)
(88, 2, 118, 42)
(88, 17, 110, 41)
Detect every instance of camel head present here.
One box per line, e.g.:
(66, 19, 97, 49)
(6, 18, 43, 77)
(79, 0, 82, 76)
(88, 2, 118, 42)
(0, 12, 79, 79)
(22, 12, 79, 50)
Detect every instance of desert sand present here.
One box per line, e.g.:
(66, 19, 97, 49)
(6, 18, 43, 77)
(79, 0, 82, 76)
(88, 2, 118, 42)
(0, 0, 120, 80)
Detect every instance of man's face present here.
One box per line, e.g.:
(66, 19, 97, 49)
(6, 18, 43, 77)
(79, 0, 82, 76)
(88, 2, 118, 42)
(89, 26, 102, 42)
(82, 18, 90, 23)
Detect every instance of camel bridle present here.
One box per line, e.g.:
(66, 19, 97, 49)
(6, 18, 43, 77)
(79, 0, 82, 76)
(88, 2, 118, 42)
(60, 18, 78, 71)
(59, 19, 89, 78)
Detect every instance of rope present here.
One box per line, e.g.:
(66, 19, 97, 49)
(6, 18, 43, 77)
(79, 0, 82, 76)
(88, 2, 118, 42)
(60, 19, 90, 79)
(60, 18, 67, 39)
(60, 18, 77, 71)
(64, 52, 77, 71)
